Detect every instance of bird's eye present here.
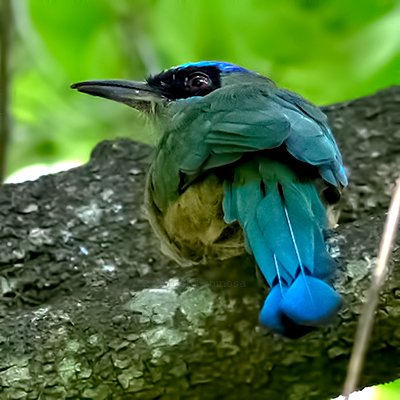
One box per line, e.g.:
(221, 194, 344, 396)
(186, 73, 212, 92)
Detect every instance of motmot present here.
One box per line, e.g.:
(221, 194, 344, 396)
(72, 61, 347, 337)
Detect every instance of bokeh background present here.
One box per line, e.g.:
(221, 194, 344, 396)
(2, 0, 400, 183)
(1, 0, 400, 397)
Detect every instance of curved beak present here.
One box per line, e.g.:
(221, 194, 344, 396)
(71, 80, 165, 112)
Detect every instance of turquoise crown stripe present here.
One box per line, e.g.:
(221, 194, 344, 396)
(175, 61, 248, 73)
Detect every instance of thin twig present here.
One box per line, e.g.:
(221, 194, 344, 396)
(343, 179, 400, 398)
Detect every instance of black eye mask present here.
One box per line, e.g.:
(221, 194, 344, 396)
(146, 66, 221, 100)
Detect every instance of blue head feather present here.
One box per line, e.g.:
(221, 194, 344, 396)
(175, 61, 249, 73)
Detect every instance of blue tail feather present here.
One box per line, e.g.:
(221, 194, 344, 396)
(281, 275, 341, 324)
(223, 159, 340, 336)
(256, 189, 301, 274)
(280, 184, 317, 272)
(259, 284, 288, 334)
(246, 223, 292, 286)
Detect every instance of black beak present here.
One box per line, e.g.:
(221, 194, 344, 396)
(71, 80, 165, 111)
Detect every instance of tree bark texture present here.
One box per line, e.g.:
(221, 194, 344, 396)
(0, 87, 399, 400)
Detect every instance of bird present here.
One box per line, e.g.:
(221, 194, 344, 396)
(72, 61, 347, 337)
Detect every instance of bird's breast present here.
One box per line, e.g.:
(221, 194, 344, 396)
(145, 173, 244, 265)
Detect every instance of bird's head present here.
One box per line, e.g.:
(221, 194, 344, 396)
(71, 61, 271, 119)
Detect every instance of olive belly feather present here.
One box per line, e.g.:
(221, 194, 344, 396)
(145, 174, 244, 265)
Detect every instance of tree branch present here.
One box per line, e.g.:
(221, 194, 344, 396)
(0, 87, 399, 400)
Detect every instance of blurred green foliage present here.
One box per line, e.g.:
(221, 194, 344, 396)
(377, 381, 400, 400)
(7, 0, 400, 176)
